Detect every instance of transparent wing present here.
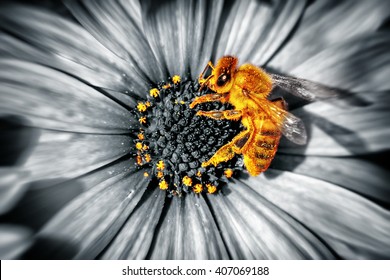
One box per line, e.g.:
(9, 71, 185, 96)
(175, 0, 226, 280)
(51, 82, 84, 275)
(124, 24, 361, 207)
(271, 73, 338, 101)
(259, 100, 307, 145)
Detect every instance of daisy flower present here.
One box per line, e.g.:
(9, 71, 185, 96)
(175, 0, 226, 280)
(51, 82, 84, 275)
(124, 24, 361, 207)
(0, 0, 389, 259)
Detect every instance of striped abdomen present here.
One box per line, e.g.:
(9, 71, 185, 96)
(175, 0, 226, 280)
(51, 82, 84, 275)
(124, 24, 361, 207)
(243, 99, 286, 176)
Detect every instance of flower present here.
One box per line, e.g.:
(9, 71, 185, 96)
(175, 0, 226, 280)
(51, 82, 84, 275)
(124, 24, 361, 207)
(0, 0, 389, 260)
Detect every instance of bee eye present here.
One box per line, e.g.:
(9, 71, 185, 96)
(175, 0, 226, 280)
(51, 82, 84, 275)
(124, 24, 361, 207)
(217, 74, 230, 86)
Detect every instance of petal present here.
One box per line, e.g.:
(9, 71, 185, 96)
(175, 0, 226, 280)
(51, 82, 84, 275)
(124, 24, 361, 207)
(101, 183, 165, 259)
(214, 0, 307, 66)
(0, 6, 147, 95)
(290, 33, 390, 91)
(245, 170, 390, 259)
(0, 158, 136, 234)
(147, 193, 229, 260)
(140, 0, 224, 78)
(271, 155, 390, 205)
(0, 59, 133, 133)
(280, 90, 390, 155)
(64, 0, 164, 83)
(0, 169, 30, 215)
(270, 0, 390, 71)
(0, 225, 33, 259)
(208, 181, 335, 259)
(5, 129, 132, 183)
(22, 169, 148, 259)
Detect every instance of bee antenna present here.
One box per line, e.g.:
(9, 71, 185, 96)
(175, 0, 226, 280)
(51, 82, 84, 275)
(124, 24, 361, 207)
(200, 75, 213, 91)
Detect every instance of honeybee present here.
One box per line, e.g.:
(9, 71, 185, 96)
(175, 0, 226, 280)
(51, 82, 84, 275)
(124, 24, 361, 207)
(190, 55, 332, 176)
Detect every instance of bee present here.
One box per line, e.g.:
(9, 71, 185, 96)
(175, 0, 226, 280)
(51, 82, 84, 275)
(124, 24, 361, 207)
(190, 55, 334, 176)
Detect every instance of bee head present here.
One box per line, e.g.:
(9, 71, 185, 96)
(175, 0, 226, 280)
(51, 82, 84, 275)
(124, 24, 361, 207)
(209, 55, 238, 94)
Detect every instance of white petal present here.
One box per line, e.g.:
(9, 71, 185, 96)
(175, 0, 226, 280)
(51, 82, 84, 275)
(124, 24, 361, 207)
(245, 170, 390, 259)
(11, 129, 132, 183)
(290, 33, 390, 91)
(101, 183, 165, 259)
(0, 6, 148, 94)
(280, 90, 390, 155)
(214, 0, 306, 65)
(208, 181, 335, 259)
(271, 155, 390, 205)
(140, 0, 224, 78)
(27, 170, 148, 259)
(148, 193, 229, 259)
(0, 169, 30, 215)
(4, 158, 139, 234)
(0, 225, 33, 259)
(270, 0, 390, 71)
(0, 59, 133, 133)
(64, 0, 165, 83)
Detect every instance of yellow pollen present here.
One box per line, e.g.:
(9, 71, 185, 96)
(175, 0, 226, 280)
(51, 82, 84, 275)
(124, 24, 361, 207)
(196, 171, 202, 177)
(149, 88, 160, 98)
(224, 169, 233, 178)
(207, 183, 217, 194)
(159, 180, 168, 190)
(137, 102, 147, 112)
(139, 116, 147, 124)
(135, 142, 143, 150)
(172, 75, 181, 84)
(162, 84, 171, 89)
(182, 176, 192, 187)
(143, 172, 149, 177)
(136, 155, 142, 165)
(193, 184, 203, 193)
(157, 160, 165, 171)
(157, 171, 164, 178)
(138, 133, 145, 140)
(144, 154, 151, 163)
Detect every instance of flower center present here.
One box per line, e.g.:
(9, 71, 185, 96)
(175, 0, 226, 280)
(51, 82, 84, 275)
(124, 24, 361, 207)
(133, 75, 244, 196)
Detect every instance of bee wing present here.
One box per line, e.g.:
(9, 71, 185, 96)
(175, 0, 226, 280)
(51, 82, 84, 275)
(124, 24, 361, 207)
(260, 101, 307, 145)
(270, 73, 338, 101)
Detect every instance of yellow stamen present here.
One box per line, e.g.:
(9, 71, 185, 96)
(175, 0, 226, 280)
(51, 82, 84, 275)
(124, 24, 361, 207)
(159, 180, 168, 190)
(143, 172, 149, 177)
(139, 116, 147, 124)
(193, 184, 203, 193)
(137, 102, 147, 112)
(157, 160, 165, 171)
(135, 142, 143, 150)
(196, 171, 202, 177)
(144, 154, 151, 163)
(172, 75, 181, 84)
(207, 183, 217, 194)
(138, 133, 145, 140)
(157, 171, 164, 178)
(182, 176, 192, 187)
(149, 88, 160, 98)
(136, 155, 142, 165)
(224, 168, 233, 178)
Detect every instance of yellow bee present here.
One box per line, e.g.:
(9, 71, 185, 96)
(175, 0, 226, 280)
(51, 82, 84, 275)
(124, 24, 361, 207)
(190, 55, 330, 176)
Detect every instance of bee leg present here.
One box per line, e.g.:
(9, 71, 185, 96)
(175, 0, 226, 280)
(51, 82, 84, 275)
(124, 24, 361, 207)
(201, 129, 250, 168)
(196, 109, 242, 121)
(189, 94, 227, 108)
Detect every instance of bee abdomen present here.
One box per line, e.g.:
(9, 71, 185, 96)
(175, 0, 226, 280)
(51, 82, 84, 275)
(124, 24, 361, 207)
(259, 129, 280, 137)
(244, 134, 282, 176)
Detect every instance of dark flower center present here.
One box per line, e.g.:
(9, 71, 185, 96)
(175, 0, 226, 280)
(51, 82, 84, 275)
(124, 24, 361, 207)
(132, 75, 244, 196)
